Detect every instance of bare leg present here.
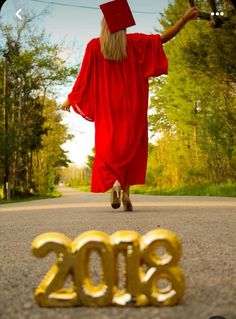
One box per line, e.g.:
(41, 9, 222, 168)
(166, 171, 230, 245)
(123, 185, 130, 198)
(122, 185, 133, 211)
(113, 180, 121, 188)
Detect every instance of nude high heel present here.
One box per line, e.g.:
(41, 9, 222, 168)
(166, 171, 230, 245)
(111, 181, 121, 209)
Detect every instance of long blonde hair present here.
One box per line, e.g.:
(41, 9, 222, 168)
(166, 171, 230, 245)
(100, 18, 127, 61)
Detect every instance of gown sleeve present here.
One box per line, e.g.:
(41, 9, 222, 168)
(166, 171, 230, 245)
(136, 34, 168, 78)
(68, 40, 95, 122)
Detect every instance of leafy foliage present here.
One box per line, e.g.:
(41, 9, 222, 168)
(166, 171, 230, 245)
(0, 16, 77, 199)
(148, 0, 236, 188)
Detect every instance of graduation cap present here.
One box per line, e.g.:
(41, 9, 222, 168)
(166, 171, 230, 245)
(100, 0, 136, 33)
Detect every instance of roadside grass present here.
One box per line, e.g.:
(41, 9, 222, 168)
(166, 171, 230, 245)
(71, 183, 236, 197)
(130, 183, 236, 197)
(72, 185, 91, 192)
(0, 189, 61, 205)
(6, 183, 233, 200)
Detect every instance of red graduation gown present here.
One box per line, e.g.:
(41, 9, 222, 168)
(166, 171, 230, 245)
(68, 33, 168, 192)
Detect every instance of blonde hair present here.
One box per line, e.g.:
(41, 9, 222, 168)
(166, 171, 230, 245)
(100, 18, 127, 61)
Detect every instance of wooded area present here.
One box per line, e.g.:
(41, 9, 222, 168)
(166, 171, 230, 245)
(146, 0, 236, 189)
(0, 16, 77, 199)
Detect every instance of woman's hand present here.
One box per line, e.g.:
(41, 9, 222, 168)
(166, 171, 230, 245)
(161, 6, 199, 43)
(182, 6, 199, 22)
(61, 98, 70, 112)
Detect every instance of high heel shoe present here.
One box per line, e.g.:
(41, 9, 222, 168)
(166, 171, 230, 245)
(111, 183, 121, 209)
(122, 194, 133, 212)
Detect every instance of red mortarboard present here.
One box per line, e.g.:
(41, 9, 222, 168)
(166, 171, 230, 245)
(100, 0, 136, 33)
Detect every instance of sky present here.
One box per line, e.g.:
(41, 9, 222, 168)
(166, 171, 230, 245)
(1, 0, 171, 166)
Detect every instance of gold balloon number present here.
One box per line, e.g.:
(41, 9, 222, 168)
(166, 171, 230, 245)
(71, 231, 114, 306)
(32, 233, 77, 307)
(32, 229, 185, 307)
(140, 229, 185, 306)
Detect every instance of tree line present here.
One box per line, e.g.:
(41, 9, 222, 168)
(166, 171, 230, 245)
(0, 16, 77, 199)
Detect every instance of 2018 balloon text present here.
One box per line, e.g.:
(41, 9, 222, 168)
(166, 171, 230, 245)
(32, 229, 185, 307)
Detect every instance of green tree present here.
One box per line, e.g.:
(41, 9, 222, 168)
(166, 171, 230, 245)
(148, 0, 236, 188)
(86, 147, 95, 170)
(32, 98, 72, 194)
(0, 16, 77, 198)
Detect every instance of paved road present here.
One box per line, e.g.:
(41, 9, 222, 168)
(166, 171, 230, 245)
(0, 187, 236, 319)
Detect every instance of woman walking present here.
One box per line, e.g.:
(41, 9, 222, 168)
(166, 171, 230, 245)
(61, 0, 198, 211)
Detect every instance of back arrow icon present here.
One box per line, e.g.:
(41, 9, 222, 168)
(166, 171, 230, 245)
(16, 9, 22, 20)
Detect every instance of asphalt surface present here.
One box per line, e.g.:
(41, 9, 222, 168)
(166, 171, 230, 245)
(0, 187, 236, 319)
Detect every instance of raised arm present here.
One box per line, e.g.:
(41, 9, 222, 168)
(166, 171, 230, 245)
(160, 6, 199, 44)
